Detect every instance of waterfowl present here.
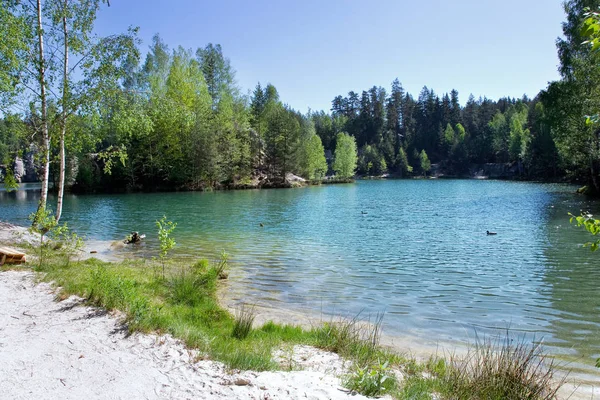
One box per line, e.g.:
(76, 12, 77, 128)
(361, 211, 368, 215)
(259, 223, 264, 227)
(486, 230, 497, 235)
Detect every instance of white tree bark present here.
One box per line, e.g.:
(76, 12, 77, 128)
(55, 1, 68, 223)
(34, 0, 50, 222)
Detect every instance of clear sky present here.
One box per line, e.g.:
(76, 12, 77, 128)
(94, 0, 565, 113)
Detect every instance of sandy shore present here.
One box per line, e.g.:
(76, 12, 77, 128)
(1, 222, 377, 399)
(0, 270, 376, 400)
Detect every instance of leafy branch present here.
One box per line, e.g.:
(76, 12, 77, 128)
(569, 212, 600, 251)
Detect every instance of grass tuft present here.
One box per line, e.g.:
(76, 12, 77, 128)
(232, 304, 256, 340)
(312, 312, 389, 366)
(439, 333, 565, 400)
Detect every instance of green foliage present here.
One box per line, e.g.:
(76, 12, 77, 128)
(582, 8, 600, 53)
(2, 168, 18, 191)
(156, 215, 177, 279)
(419, 149, 431, 176)
(395, 147, 412, 177)
(333, 132, 357, 179)
(298, 121, 328, 180)
(508, 106, 531, 161)
(569, 213, 600, 251)
(263, 102, 301, 180)
(49, 222, 84, 267)
(358, 144, 387, 175)
(28, 207, 57, 241)
(168, 258, 225, 306)
(27, 208, 84, 269)
(0, 4, 29, 108)
(28, 207, 58, 269)
(97, 145, 128, 175)
(344, 360, 395, 397)
(442, 123, 455, 153)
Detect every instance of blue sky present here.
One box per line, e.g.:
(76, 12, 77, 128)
(94, 0, 565, 112)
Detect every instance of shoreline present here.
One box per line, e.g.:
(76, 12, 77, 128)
(0, 269, 372, 400)
(1, 172, 581, 196)
(0, 221, 598, 398)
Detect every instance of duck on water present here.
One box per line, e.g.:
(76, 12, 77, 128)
(486, 230, 497, 235)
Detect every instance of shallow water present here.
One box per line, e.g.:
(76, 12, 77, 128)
(1, 180, 599, 375)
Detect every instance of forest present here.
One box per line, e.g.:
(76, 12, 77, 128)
(1, 0, 600, 215)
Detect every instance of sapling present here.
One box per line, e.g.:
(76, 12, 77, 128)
(50, 223, 84, 266)
(156, 215, 177, 280)
(28, 208, 58, 269)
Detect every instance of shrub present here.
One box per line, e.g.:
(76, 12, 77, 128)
(344, 359, 395, 397)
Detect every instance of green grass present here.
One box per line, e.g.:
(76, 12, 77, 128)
(8, 243, 568, 399)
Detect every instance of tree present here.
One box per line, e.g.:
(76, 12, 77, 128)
(545, 0, 600, 192)
(558, 0, 600, 79)
(488, 111, 509, 162)
(0, 4, 29, 109)
(34, 0, 50, 221)
(263, 102, 300, 180)
(196, 43, 237, 108)
(358, 144, 387, 175)
(333, 132, 357, 179)
(51, 0, 135, 221)
(442, 123, 455, 156)
(299, 122, 327, 180)
(3, 0, 138, 221)
(419, 149, 431, 176)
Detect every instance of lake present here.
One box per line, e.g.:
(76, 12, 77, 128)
(1, 179, 599, 376)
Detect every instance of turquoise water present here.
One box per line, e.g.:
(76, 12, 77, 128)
(1, 180, 599, 373)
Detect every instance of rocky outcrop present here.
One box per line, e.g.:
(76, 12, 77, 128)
(13, 157, 25, 181)
(469, 162, 523, 179)
(11, 146, 40, 183)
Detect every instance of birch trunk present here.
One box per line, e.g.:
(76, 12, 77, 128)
(55, 3, 68, 222)
(34, 0, 50, 223)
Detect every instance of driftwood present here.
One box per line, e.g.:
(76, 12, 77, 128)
(124, 231, 145, 244)
(0, 246, 26, 265)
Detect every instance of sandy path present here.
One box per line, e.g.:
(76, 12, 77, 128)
(0, 270, 373, 400)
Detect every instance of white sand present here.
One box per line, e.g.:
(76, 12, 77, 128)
(0, 270, 376, 400)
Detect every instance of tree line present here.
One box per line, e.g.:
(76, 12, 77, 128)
(0, 0, 357, 224)
(1, 0, 600, 226)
